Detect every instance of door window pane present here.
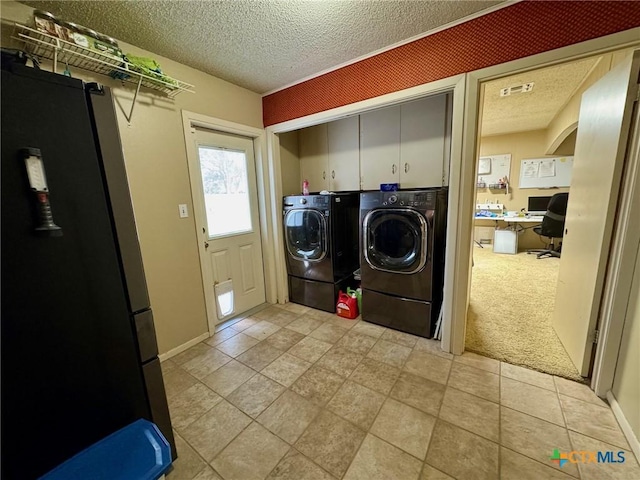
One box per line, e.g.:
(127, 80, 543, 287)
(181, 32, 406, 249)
(198, 146, 252, 238)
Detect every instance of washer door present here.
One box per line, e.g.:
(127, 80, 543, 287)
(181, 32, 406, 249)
(284, 209, 327, 262)
(363, 208, 428, 274)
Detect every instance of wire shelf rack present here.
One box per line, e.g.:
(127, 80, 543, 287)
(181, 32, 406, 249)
(13, 24, 194, 98)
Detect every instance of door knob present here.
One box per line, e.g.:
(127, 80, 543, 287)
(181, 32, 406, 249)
(331, 170, 335, 179)
(204, 242, 209, 249)
(322, 171, 326, 179)
(392, 164, 396, 174)
(404, 163, 409, 173)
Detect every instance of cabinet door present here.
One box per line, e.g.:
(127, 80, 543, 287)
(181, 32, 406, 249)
(300, 124, 329, 192)
(360, 105, 401, 190)
(327, 116, 360, 191)
(400, 94, 448, 188)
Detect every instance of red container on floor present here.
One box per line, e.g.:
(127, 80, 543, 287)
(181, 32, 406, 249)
(336, 291, 358, 319)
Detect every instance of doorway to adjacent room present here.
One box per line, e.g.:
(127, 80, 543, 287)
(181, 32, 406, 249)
(466, 48, 635, 380)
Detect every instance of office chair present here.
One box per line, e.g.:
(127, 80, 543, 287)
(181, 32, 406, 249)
(527, 192, 569, 259)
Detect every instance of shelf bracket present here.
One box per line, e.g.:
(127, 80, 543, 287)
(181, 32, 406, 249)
(122, 76, 143, 125)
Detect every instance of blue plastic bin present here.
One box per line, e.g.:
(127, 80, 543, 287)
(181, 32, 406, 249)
(40, 419, 172, 480)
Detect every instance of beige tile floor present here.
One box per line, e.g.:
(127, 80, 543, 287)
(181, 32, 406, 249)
(163, 304, 640, 480)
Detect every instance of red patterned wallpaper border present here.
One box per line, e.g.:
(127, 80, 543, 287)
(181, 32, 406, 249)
(263, 1, 640, 127)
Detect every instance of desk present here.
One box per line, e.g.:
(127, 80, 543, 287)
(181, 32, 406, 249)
(473, 216, 544, 250)
(503, 216, 544, 224)
(473, 215, 544, 225)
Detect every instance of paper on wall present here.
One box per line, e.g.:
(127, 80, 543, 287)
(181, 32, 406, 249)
(539, 159, 556, 177)
(523, 162, 539, 179)
(478, 157, 491, 175)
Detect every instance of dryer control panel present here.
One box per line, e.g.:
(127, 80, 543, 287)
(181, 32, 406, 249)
(380, 191, 436, 208)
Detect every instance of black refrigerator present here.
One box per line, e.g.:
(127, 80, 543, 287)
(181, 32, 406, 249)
(1, 62, 175, 479)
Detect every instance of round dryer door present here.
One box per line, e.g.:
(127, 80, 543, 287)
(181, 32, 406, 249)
(363, 208, 428, 274)
(284, 209, 327, 261)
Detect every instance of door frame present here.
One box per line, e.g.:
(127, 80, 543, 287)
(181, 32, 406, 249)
(182, 110, 276, 334)
(263, 28, 640, 362)
(266, 74, 466, 352)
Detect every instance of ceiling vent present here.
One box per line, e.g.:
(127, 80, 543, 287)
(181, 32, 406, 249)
(500, 82, 534, 97)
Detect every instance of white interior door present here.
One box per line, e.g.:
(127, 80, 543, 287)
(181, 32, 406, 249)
(191, 128, 266, 327)
(552, 50, 640, 376)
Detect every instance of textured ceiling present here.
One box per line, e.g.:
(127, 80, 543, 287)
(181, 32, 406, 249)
(21, 0, 504, 93)
(480, 56, 600, 137)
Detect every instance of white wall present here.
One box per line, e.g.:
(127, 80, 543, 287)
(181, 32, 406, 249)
(1, 1, 263, 354)
(475, 130, 570, 250)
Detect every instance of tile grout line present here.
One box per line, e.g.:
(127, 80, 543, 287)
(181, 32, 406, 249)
(166, 315, 379, 478)
(500, 404, 581, 480)
(421, 351, 466, 477)
(498, 360, 502, 480)
(257, 315, 360, 479)
(168, 310, 628, 480)
(556, 376, 582, 479)
(174, 322, 443, 474)
(556, 387, 634, 454)
(171, 427, 225, 479)
(335, 333, 416, 479)
(296, 325, 420, 478)
(262, 445, 336, 480)
(174, 346, 293, 476)
(206, 332, 312, 473)
(247, 315, 354, 477)
(206, 416, 259, 476)
(501, 444, 579, 479)
(500, 363, 558, 392)
(286, 330, 360, 479)
(445, 361, 501, 406)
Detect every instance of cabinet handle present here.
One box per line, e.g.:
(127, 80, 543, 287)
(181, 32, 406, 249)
(392, 164, 396, 174)
(331, 170, 335, 179)
(322, 171, 326, 180)
(404, 163, 409, 173)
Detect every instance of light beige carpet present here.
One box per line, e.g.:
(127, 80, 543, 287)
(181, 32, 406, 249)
(466, 246, 582, 381)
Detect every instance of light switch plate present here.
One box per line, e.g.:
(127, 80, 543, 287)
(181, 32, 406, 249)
(178, 204, 188, 218)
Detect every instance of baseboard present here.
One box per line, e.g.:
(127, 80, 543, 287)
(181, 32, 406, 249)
(158, 332, 210, 362)
(607, 390, 640, 464)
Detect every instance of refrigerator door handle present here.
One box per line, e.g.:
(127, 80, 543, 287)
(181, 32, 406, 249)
(134, 310, 159, 362)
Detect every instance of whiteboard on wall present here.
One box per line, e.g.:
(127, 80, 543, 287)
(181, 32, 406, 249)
(477, 154, 511, 186)
(519, 156, 574, 188)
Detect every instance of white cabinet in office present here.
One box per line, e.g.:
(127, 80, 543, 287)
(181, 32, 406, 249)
(400, 94, 448, 188)
(360, 105, 401, 190)
(327, 116, 360, 191)
(299, 123, 329, 192)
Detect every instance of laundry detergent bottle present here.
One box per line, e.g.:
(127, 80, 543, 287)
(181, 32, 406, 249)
(336, 291, 358, 319)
